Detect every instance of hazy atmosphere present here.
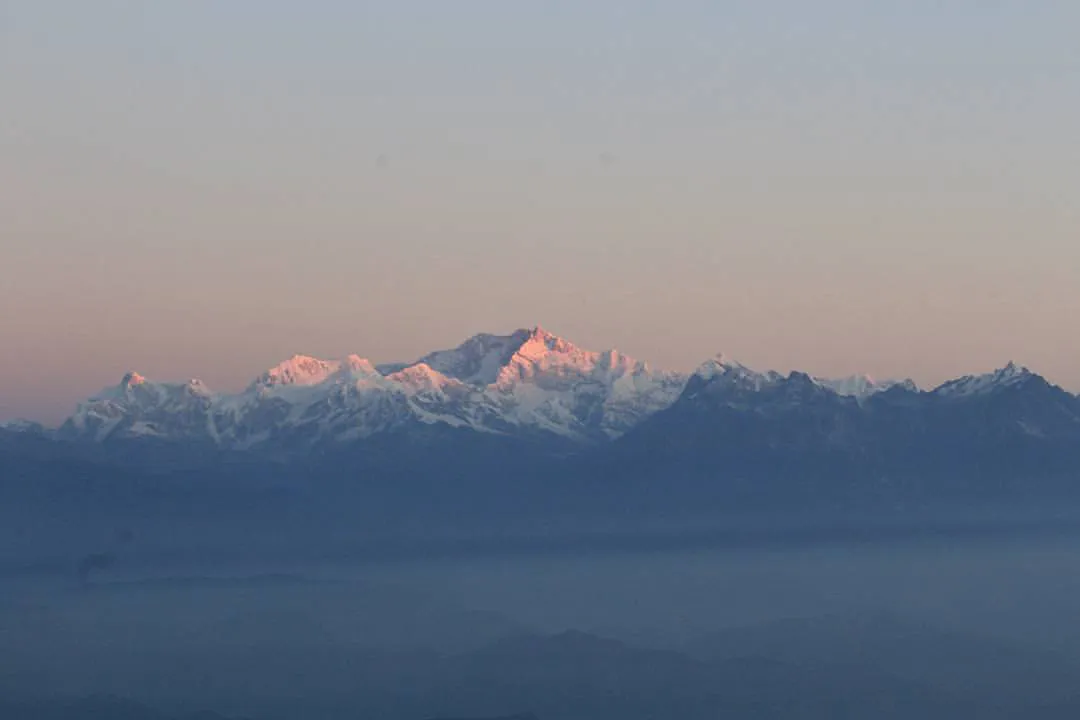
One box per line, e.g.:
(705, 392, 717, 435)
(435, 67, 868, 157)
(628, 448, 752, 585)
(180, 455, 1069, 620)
(5, 4, 1080, 720)
(3, 1, 1080, 422)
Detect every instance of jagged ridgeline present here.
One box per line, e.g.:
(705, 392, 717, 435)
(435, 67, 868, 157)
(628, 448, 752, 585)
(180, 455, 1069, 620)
(55, 327, 687, 448)
(47, 326, 917, 450)
(4, 327, 1080, 511)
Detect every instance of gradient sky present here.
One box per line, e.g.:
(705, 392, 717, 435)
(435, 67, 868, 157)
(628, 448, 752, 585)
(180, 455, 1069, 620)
(2, 1, 1079, 422)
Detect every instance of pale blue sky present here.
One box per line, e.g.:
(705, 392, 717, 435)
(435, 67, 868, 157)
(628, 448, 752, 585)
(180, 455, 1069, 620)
(2, 1, 1079, 421)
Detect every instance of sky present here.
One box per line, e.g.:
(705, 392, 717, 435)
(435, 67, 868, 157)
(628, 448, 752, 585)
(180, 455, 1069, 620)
(2, 1, 1079, 422)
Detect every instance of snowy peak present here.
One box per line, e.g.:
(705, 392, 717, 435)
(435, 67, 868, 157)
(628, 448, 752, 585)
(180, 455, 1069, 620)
(473, 327, 686, 439)
(814, 374, 918, 399)
(934, 361, 1038, 397)
(253, 355, 341, 388)
(386, 363, 459, 392)
(247, 354, 379, 393)
(693, 362, 917, 399)
(178, 377, 213, 396)
(692, 354, 748, 381)
(407, 326, 686, 440)
(415, 325, 605, 388)
(494, 326, 602, 386)
(121, 371, 147, 388)
(50, 328, 1078, 452)
(684, 361, 923, 406)
(337, 354, 379, 380)
(689, 359, 921, 401)
(997, 361, 1033, 383)
(513, 325, 578, 361)
(416, 329, 534, 385)
(58, 327, 685, 447)
(599, 349, 641, 373)
(64, 371, 217, 443)
(690, 354, 780, 391)
(94, 371, 210, 404)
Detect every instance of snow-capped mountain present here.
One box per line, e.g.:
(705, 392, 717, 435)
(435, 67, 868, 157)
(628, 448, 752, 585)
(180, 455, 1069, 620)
(59, 327, 686, 449)
(688, 354, 783, 390)
(48, 330, 1080, 476)
(679, 357, 918, 409)
(922, 361, 1080, 442)
(610, 356, 1080, 489)
(414, 330, 534, 385)
(933, 361, 1035, 398)
(11, 340, 1080, 568)
(814, 374, 918, 399)
(462, 326, 686, 439)
(674, 356, 864, 429)
(687, 358, 916, 401)
(63, 371, 216, 443)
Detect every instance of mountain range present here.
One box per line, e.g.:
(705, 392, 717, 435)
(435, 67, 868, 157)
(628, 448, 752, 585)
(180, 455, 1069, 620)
(4, 325, 1080, 520)
(30, 325, 1054, 451)
(53, 327, 687, 449)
